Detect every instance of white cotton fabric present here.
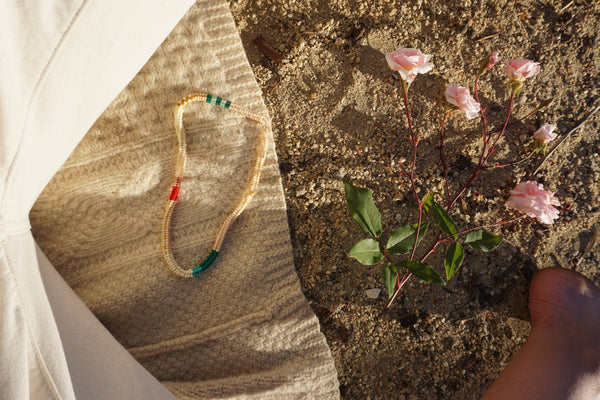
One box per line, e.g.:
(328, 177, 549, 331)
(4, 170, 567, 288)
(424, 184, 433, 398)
(0, 1, 194, 398)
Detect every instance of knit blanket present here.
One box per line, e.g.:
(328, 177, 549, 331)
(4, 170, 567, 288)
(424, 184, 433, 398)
(30, 1, 339, 398)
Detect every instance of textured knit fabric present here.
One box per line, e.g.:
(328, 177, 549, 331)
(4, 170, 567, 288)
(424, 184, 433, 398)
(31, 1, 340, 399)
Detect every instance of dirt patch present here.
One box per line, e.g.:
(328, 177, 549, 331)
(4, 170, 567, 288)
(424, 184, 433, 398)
(229, 0, 599, 398)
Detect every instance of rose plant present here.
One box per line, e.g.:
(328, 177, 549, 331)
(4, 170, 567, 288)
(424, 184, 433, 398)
(344, 48, 560, 309)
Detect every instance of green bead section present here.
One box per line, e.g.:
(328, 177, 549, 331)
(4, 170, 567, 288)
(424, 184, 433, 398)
(192, 249, 219, 276)
(205, 94, 232, 109)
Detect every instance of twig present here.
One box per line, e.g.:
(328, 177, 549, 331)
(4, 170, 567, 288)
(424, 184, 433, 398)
(559, 0, 574, 13)
(491, 149, 536, 169)
(253, 36, 284, 64)
(575, 226, 598, 266)
(475, 32, 501, 42)
(530, 103, 600, 177)
(269, 76, 282, 93)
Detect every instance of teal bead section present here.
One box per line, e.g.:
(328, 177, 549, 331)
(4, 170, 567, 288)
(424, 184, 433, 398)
(205, 94, 231, 108)
(192, 249, 219, 276)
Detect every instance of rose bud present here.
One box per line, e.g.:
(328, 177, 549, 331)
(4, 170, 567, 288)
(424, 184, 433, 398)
(478, 52, 499, 75)
(533, 123, 557, 152)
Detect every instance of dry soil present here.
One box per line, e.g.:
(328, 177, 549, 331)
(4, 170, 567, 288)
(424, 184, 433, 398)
(229, 0, 600, 398)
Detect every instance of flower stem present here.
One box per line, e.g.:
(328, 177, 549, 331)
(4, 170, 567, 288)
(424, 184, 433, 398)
(383, 90, 519, 312)
(383, 81, 424, 312)
(402, 81, 422, 260)
(473, 75, 489, 141)
(497, 92, 515, 142)
(438, 214, 526, 242)
(507, 107, 539, 128)
(382, 269, 412, 311)
(439, 110, 452, 207)
(448, 92, 515, 209)
(383, 215, 525, 312)
(402, 81, 417, 144)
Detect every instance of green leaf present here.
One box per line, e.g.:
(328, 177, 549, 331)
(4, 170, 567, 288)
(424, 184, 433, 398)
(465, 229, 502, 251)
(431, 201, 458, 236)
(349, 238, 384, 265)
(398, 260, 446, 285)
(344, 180, 382, 238)
(422, 193, 435, 216)
(386, 222, 429, 255)
(444, 242, 464, 280)
(383, 263, 398, 298)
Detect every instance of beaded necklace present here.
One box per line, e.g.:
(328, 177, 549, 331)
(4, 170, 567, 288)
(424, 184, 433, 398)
(161, 93, 268, 278)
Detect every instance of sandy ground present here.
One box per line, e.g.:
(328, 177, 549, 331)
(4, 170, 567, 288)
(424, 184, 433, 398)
(229, 0, 600, 398)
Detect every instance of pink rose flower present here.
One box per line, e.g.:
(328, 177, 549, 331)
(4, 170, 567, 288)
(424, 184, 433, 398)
(504, 59, 540, 82)
(533, 123, 557, 145)
(506, 181, 560, 224)
(385, 48, 434, 83)
(445, 83, 481, 120)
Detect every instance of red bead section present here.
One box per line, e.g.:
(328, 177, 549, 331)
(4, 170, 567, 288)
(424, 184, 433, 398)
(169, 186, 180, 201)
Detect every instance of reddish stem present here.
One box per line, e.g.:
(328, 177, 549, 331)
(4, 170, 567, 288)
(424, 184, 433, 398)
(438, 214, 526, 242)
(383, 215, 525, 311)
(402, 82, 422, 261)
(402, 81, 417, 144)
(383, 81, 424, 311)
(439, 110, 452, 207)
(418, 233, 443, 263)
(383, 89, 519, 312)
(383, 269, 412, 311)
(507, 107, 539, 128)
(473, 76, 489, 142)
(494, 92, 515, 146)
(448, 92, 515, 209)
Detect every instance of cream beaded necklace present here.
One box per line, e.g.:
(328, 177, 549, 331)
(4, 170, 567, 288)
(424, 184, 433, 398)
(161, 93, 268, 278)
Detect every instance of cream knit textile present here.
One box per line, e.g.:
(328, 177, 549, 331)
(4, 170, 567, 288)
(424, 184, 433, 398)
(30, 1, 339, 399)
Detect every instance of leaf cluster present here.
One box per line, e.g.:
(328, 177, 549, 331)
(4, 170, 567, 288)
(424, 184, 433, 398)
(345, 180, 502, 298)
